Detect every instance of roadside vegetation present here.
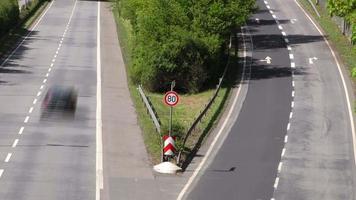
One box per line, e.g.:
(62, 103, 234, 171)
(116, 0, 254, 93)
(0, 0, 49, 58)
(113, 0, 254, 163)
(0, 0, 19, 37)
(327, 0, 356, 44)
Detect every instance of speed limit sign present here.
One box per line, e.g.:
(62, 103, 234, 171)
(164, 91, 179, 106)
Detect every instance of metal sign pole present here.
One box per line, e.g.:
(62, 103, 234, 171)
(169, 81, 175, 137)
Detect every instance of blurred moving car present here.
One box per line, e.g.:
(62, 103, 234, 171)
(41, 86, 77, 115)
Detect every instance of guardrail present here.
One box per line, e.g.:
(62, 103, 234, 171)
(137, 85, 161, 134)
(177, 35, 233, 165)
(137, 85, 164, 161)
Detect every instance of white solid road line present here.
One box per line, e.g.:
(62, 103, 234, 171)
(18, 127, 24, 135)
(4, 153, 12, 163)
(177, 27, 249, 200)
(12, 139, 19, 148)
(96, 1, 104, 200)
(294, 0, 356, 165)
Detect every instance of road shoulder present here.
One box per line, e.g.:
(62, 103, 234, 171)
(100, 2, 161, 200)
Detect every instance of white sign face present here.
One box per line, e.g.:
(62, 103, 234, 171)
(164, 91, 179, 106)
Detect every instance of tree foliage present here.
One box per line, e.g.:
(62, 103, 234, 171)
(327, 0, 356, 43)
(0, 0, 19, 36)
(117, 0, 254, 92)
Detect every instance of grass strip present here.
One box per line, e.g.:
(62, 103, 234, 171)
(113, 6, 235, 164)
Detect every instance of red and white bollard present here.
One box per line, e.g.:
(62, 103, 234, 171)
(153, 135, 181, 174)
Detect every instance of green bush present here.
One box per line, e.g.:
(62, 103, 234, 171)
(0, 0, 20, 36)
(117, 0, 254, 93)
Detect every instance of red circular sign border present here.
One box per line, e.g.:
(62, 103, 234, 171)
(164, 91, 179, 107)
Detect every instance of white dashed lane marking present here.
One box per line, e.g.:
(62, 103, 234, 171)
(281, 148, 286, 157)
(289, 54, 294, 59)
(18, 127, 24, 135)
(4, 153, 12, 163)
(33, 99, 37, 105)
(12, 139, 19, 148)
(0, 169, 4, 178)
(274, 177, 280, 188)
(278, 162, 283, 172)
(24, 116, 29, 123)
(37, 91, 41, 97)
(291, 62, 296, 68)
(29, 107, 34, 114)
(43, 79, 47, 83)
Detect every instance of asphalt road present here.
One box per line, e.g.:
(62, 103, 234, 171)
(268, 0, 356, 199)
(0, 0, 97, 199)
(186, 0, 293, 199)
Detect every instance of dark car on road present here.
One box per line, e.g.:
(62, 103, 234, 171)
(41, 86, 77, 116)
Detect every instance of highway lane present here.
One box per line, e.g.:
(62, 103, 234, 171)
(0, 0, 97, 199)
(266, 0, 356, 199)
(185, 0, 293, 199)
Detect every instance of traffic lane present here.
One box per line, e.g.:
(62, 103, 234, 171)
(0, 0, 97, 199)
(265, 0, 356, 199)
(186, 0, 292, 199)
(0, 0, 76, 180)
(0, 0, 82, 164)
